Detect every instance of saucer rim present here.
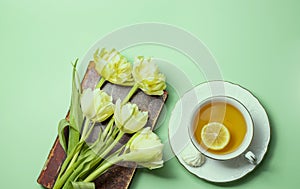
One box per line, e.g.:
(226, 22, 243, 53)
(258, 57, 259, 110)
(168, 80, 271, 183)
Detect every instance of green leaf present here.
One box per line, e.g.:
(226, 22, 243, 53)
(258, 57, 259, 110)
(68, 128, 80, 155)
(58, 119, 70, 152)
(71, 182, 95, 189)
(68, 59, 84, 155)
(57, 117, 80, 153)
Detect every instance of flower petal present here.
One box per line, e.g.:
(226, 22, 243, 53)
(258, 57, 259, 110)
(81, 88, 96, 120)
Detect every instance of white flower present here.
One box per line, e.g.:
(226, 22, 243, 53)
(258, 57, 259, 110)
(94, 48, 134, 86)
(80, 88, 114, 122)
(132, 56, 166, 95)
(123, 127, 164, 169)
(114, 99, 148, 134)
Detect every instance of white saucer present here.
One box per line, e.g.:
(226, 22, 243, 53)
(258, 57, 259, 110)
(168, 81, 270, 183)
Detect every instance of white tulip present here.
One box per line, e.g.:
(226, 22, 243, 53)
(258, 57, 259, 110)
(132, 56, 166, 95)
(80, 88, 114, 122)
(94, 48, 134, 86)
(123, 127, 164, 169)
(114, 99, 148, 134)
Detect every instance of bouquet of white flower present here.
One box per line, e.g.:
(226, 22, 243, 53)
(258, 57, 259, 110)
(52, 48, 166, 189)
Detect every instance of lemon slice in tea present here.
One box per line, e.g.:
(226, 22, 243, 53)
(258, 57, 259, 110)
(201, 122, 230, 150)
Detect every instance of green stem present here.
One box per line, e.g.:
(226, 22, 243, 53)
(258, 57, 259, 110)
(83, 130, 123, 175)
(53, 142, 84, 189)
(81, 118, 90, 140)
(122, 83, 139, 104)
(56, 141, 84, 180)
(101, 117, 115, 142)
(112, 127, 120, 138)
(105, 126, 119, 143)
(89, 126, 103, 150)
(83, 156, 122, 182)
(90, 139, 105, 155)
(62, 161, 86, 189)
(99, 131, 124, 159)
(105, 145, 125, 161)
(96, 77, 106, 89)
(65, 132, 124, 184)
(53, 158, 83, 189)
(82, 121, 96, 141)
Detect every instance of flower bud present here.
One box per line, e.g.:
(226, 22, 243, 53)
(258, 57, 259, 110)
(123, 127, 164, 169)
(80, 88, 114, 122)
(132, 57, 166, 95)
(94, 48, 134, 86)
(114, 99, 148, 134)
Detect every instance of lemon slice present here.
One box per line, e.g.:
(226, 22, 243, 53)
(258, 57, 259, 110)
(201, 122, 230, 150)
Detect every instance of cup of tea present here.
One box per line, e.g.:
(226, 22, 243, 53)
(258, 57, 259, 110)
(188, 96, 256, 164)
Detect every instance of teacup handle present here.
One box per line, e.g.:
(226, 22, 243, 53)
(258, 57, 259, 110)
(244, 151, 256, 165)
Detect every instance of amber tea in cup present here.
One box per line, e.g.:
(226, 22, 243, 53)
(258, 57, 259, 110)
(189, 96, 255, 162)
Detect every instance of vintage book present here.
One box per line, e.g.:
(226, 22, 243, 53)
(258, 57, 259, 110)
(37, 61, 168, 189)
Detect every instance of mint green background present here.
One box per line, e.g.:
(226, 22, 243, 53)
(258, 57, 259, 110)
(1, 0, 299, 188)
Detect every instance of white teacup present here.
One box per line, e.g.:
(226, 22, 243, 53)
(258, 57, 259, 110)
(188, 96, 256, 164)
